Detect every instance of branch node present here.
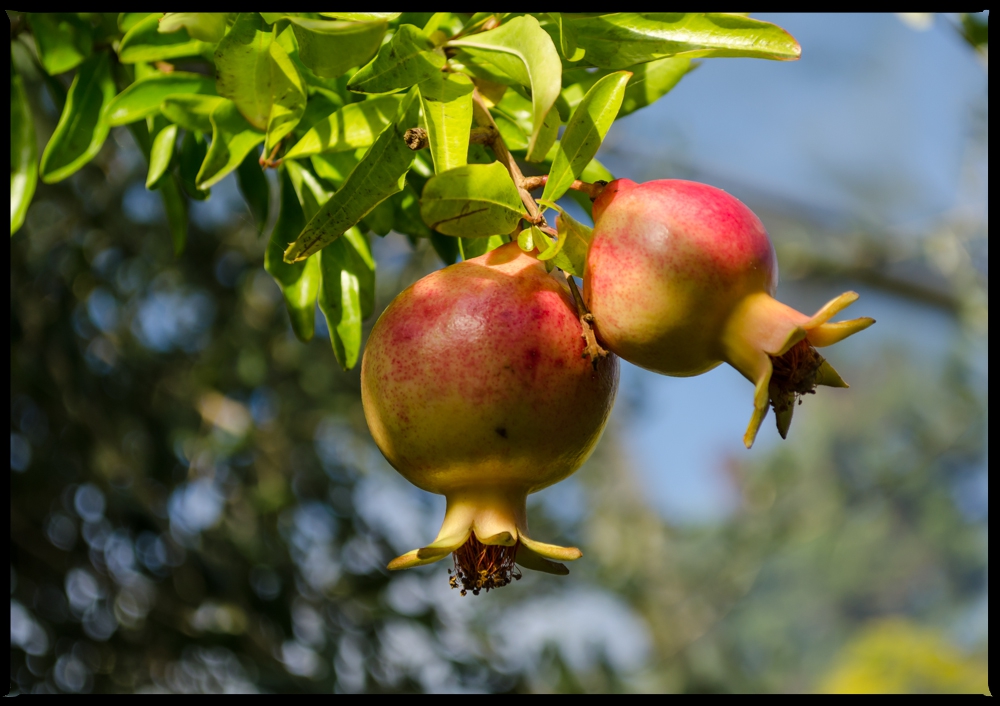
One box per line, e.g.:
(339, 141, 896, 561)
(404, 127, 428, 150)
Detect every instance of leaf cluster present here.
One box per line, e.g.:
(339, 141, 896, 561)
(10, 12, 801, 369)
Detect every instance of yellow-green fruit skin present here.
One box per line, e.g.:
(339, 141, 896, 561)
(362, 243, 619, 498)
(584, 178, 778, 377)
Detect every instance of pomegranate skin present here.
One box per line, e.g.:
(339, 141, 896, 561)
(584, 179, 873, 448)
(362, 242, 619, 573)
(586, 179, 778, 376)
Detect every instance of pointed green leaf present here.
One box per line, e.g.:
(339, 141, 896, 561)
(319, 13, 400, 22)
(289, 17, 387, 79)
(146, 120, 177, 189)
(284, 159, 332, 221)
(285, 95, 403, 159)
(118, 13, 155, 34)
(118, 13, 214, 64)
(178, 130, 210, 200)
(214, 13, 275, 130)
(235, 149, 270, 232)
(420, 161, 525, 238)
(448, 15, 562, 160)
(27, 13, 93, 75)
(196, 100, 265, 190)
(567, 13, 801, 69)
(159, 13, 228, 43)
(283, 92, 418, 262)
(347, 24, 445, 94)
(535, 226, 565, 261)
(529, 106, 560, 164)
(39, 52, 115, 184)
(549, 13, 586, 63)
(619, 56, 693, 116)
(418, 72, 473, 174)
(318, 228, 374, 370)
(107, 72, 218, 126)
(159, 174, 188, 255)
(537, 200, 593, 277)
(160, 95, 226, 133)
(541, 71, 630, 204)
(517, 226, 536, 252)
(265, 40, 306, 152)
(11, 62, 38, 236)
(266, 168, 320, 341)
(310, 150, 363, 187)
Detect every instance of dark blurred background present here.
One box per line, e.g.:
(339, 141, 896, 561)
(10, 13, 988, 693)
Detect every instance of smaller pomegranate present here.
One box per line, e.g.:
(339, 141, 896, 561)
(584, 179, 874, 448)
(362, 243, 618, 594)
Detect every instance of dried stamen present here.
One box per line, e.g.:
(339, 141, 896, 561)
(448, 535, 521, 596)
(768, 338, 826, 436)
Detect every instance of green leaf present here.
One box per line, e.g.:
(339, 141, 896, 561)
(448, 15, 562, 160)
(284, 159, 332, 221)
(548, 13, 586, 63)
(196, 100, 266, 190)
(517, 226, 536, 252)
(146, 120, 177, 189)
(266, 168, 320, 341)
(27, 13, 93, 75)
(236, 149, 270, 232)
(529, 106, 560, 165)
(566, 13, 801, 69)
(289, 17, 387, 79)
(535, 226, 565, 261)
(318, 228, 374, 370)
(619, 56, 693, 117)
(537, 200, 593, 276)
(319, 12, 400, 22)
(347, 24, 445, 94)
(459, 234, 505, 261)
(159, 174, 188, 255)
(541, 71, 630, 204)
(283, 92, 418, 262)
(118, 13, 214, 64)
(39, 52, 115, 184)
(106, 72, 218, 126)
(160, 95, 227, 133)
(429, 231, 459, 264)
(10, 62, 38, 236)
(285, 95, 403, 159)
(418, 72, 473, 174)
(179, 130, 210, 200)
(310, 150, 363, 187)
(420, 161, 525, 238)
(159, 13, 228, 43)
(214, 13, 275, 130)
(265, 40, 306, 152)
(118, 13, 155, 34)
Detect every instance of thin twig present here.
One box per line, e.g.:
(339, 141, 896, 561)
(562, 271, 608, 368)
(569, 179, 609, 201)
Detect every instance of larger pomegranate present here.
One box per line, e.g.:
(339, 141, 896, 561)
(584, 179, 874, 448)
(362, 242, 618, 594)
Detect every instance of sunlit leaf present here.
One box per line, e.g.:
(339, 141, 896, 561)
(420, 161, 525, 238)
(449, 15, 562, 160)
(265, 40, 306, 152)
(146, 120, 177, 189)
(541, 71, 630, 204)
(118, 13, 214, 63)
(566, 13, 801, 69)
(266, 168, 320, 341)
(284, 95, 403, 159)
(27, 13, 93, 75)
(283, 90, 419, 262)
(214, 13, 275, 130)
(289, 17, 387, 79)
(118, 13, 155, 34)
(160, 95, 226, 134)
(196, 101, 265, 190)
(459, 234, 505, 261)
(347, 24, 446, 94)
(159, 13, 228, 43)
(319, 12, 401, 22)
(10, 62, 38, 236)
(318, 228, 375, 370)
(39, 53, 115, 184)
(107, 72, 218, 126)
(418, 72, 474, 173)
(537, 199, 593, 276)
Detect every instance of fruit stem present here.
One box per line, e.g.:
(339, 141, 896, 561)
(569, 180, 608, 201)
(562, 271, 608, 368)
(471, 89, 545, 225)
